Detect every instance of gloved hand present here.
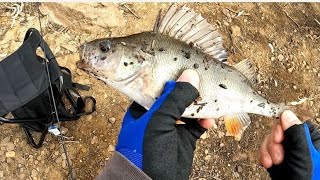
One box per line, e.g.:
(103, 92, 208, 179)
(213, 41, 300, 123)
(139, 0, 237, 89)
(259, 110, 320, 180)
(115, 70, 213, 180)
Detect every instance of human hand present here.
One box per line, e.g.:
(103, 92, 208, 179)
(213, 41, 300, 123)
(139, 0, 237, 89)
(259, 110, 320, 180)
(115, 69, 214, 180)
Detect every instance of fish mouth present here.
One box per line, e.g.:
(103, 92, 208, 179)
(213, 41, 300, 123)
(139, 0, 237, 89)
(76, 60, 90, 70)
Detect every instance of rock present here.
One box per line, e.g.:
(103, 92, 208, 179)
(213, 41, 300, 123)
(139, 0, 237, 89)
(200, 131, 208, 139)
(108, 117, 116, 124)
(40, 3, 126, 34)
(107, 145, 115, 152)
(55, 157, 62, 164)
(61, 127, 68, 134)
(54, 151, 60, 156)
(278, 54, 284, 61)
(62, 160, 66, 168)
(316, 118, 320, 123)
(231, 25, 241, 37)
(204, 149, 209, 154)
(288, 67, 294, 73)
(91, 136, 98, 144)
(5, 151, 15, 158)
(293, 85, 297, 90)
(6, 142, 15, 151)
(236, 166, 243, 173)
(31, 169, 38, 178)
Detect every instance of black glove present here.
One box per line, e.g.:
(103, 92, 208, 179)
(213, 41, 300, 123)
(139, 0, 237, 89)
(116, 81, 207, 180)
(267, 120, 320, 180)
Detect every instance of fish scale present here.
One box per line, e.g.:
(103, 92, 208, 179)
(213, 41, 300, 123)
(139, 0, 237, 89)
(76, 4, 301, 140)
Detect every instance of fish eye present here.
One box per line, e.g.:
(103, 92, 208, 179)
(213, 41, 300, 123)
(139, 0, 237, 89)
(99, 40, 111, 53)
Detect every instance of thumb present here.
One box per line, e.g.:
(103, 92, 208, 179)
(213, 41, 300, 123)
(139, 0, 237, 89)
(280, 110, 302, 131)
(176, 69, 200, 90)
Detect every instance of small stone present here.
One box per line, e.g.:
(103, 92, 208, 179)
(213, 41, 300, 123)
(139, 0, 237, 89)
(218, 131, 225, 138)
(61, 153, 66, 160)
(6, 142, 15, 151)
(278, 54, 284, 61)
(200, 132, 208, 139)
(316, 118, 320, 123)
(231, 25, 241, 37)
(108, 117, 116, 124)
(219, 143, 225, 147)
(293, 85, 297, 90)
(107, 145, 115, 152)
(61, 127, 68, 134)
(55, 157, 62, 164)
(236, 166, 243, 173)
(54, 151, 59, 156)
(31, 169, 38, 177)
(204, 149, 209, 154)
(288, 67, 294, 73)
(270, 57, 275, 61)
(91, 136, 98, 144)
(0, 171, 3, 178)
(6, 151, 15, 158)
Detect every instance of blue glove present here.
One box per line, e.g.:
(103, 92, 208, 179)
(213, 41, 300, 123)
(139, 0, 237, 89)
(115, 81, 207, 180)
(268, 121, 320, 180)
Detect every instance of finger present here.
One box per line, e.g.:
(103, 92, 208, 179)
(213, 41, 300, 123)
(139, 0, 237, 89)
(198, 118, 215, 129)
(280, 110, 302, 131)
(272, 124, 284, 144)
(259, 134, 273, 168)
(270, 143, 284, 165)
(176, 69, 200, 90)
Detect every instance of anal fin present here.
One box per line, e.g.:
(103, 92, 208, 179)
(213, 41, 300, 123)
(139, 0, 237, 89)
(224, 113, 251, 141)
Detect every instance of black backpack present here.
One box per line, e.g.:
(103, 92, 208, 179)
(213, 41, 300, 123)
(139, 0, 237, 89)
(0, 28, 96, 148)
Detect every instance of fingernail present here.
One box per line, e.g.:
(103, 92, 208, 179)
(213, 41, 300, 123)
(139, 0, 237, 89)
(177, 69, 200, 90)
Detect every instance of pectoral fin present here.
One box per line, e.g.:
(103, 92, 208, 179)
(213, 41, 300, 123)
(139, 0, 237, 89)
(224, 113, 251, 141)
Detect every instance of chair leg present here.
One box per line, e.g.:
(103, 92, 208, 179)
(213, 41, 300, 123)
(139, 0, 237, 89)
(23, 127, 48, 149)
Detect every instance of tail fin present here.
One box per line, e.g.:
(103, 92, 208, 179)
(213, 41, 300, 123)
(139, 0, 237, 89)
(285, 98, 314, 121)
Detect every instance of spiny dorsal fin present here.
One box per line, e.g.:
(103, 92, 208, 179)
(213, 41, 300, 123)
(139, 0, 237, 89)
(234, 59, 257, 84)
(224, 113, 251, 141)
(155, 4, 228, 63)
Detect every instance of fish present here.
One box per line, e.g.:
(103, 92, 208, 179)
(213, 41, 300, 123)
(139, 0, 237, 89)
(76, 4, 308, 140)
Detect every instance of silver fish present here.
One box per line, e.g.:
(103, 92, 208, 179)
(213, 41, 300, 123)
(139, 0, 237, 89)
(77, 5, 303, 140)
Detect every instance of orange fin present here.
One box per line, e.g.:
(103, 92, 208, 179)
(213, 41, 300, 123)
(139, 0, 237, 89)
(224, 114, 251, 141)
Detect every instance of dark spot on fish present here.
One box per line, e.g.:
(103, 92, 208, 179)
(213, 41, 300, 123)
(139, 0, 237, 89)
(191, 113, 195, 116)
(112, 49, 116, 53)
(219, 84, 227, 89)
(253, 92, 256, 95)
(184, 51, 191, 59)
(174, 57, 178, 61)
(267, 101, 270, 104)
(227, 69, 232, 72)
(155, 97, 158, 100)
(205, 67, 208, 70)
(100, 56, 106, 61)
(250, 100, 253, 103)
(193, 63, 199, 69)
(124, 62, 128, 66)
(214, 99, 217, 102)
(221, 64, 225, 69)
(189, 42, 194, 47)
(130, 62, 134, 65)
(258, 103, 265, 108)
(216, 108, 219, 111)
(158, 47, 165, 52)
(276, 117, 279, 119)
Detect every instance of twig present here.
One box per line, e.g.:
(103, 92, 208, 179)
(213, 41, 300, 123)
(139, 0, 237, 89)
(282, 9, 300, 28)
(123, 4, 140, 19)
(315, 18, 320, 27)
(64, 141, 80, 143)
(5, 3, 24, 27)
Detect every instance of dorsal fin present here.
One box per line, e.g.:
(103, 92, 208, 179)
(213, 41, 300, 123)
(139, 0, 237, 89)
(155, 4, 228, 63)
(233, 59, 257, 84)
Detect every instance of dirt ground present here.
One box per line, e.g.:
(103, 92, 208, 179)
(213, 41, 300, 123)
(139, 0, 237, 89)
(0, 2, 319, 180)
